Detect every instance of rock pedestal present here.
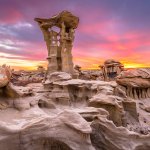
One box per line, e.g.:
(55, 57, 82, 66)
(100, 59, 124, 81)
(35, 11, 79, 75)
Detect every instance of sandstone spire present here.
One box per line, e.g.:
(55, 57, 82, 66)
(35, 11, 79, 75)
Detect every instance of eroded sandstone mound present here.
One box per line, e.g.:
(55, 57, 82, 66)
(0, 70, 149, 150)
(0, 65, 11, 88)
(117, 68, 150, 99)
(0, 108, 94, 150)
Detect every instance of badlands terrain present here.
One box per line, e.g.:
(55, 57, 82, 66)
(0, 65, 150, 150)
(0, 11, 149, 150)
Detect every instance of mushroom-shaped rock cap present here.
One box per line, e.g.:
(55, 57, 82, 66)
(74, 65, 81, 69)
(104, 59, 121, 65)
(103, 59, 123, 67)
(35, 11, 79, 29)
(117, 68, 150, 88)
(118, 68, 150, 79)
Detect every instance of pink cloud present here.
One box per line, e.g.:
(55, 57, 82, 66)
(0, 8, 23, 24)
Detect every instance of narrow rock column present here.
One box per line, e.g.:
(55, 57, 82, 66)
(35, 11, 79, 75)
(60, 23, 75, 74)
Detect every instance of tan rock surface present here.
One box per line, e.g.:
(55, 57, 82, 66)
(0, 65, 11, 88)
(0, 108, 94, 150)
(35, 11, 79, 75)
(100, 59, 124, 81)
(117, 68, 150, 99)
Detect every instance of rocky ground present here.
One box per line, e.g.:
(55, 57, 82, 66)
(0, 70, 150, 150)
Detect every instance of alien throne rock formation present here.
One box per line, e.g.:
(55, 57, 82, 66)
(35, 11, 79, 76)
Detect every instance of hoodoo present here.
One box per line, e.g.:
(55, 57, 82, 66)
(35, 11, 79, 75)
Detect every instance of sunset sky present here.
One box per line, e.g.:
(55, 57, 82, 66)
(0, 0, 150, 70)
